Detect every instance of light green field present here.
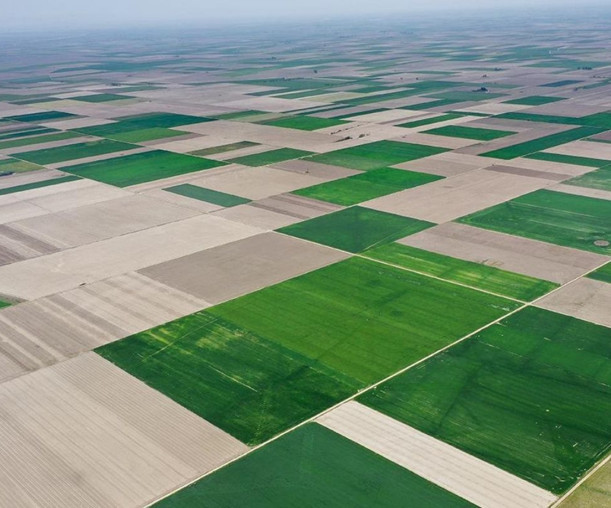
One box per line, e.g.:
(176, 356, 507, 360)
(164, 184, 250, 207)
(97, 257, 517, 444)
(190, 141, 259, 156)
(360, 307, 611, 494)
(227, 147, 311, 166)
(0, 131, 81, 151)
(292, 168, 443, 205)
(155, 424, 475, 508)
(0, 158, 43, 173)
(363, 243, 559, 300)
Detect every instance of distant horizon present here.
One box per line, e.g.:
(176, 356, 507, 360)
(4, 0, 611, 34)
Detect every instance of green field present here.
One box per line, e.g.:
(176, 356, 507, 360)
(13, 139, 135, 165)
(258, 115, 346, 131)
(0, 126, 55, 141)
(360, 307, 611, 494)
(425, 91, 506, 102)
(278, 206, 434, 252)
(543, 79, 582, 87)
(98, 257, 517, 444)
(0, 300, 11, 309)
(4, 111, 77, 122)
(526, 151, 611, 167)
(481, 126, 604, 159)
(100, 127, 188, 143)
(363, 243, 558, 300)
(0, 131, 81, 151)
(588, 262, 611, 284)
(63, 150, 224, 187)
(424, 125, 515, 141)
(190, 141, 259, 156)
(227, 147, 311, 166)
(306, 141, 448, 171)
(457, 189, 611, 254)
(73, 93, 132, 103)
(504, 96, 566, 106)
(495, 111, 611, 129)
(0, 158, 43, 173)
(293, 168, 443, 206)
(0, 175, 80, 196)
(398, 113, 463, 128)
(164, 184, 250, 207)
(155, 424, 475, 508)
(566, 168, 611, 191)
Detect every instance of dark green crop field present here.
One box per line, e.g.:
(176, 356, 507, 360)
(190, 141, 259, 156)
(100, 127, 188, 143)
(278, 206, 434, 252)
(13, 139, 135, 165)
(526, 151, 611, 167)
(258, 115, 347, 131)
(293, 168, 442, 205)
(588, 262, 611, 284)
(305, 140, 448, 170)
(363, 243, 558, 300)
(227, 147, 312, 166)
(0, 126, 55, 141)
(164, 184, 250, 207)
(0, 131, 81, 151)
(457, 189, 611, 254)
(481, 126, 604, 159)
(360, 307, 611, 494)
(398, 113, 463, 128)
(503, 96, 566, 106)
(424, 125, 515, 141)
(98, 257, 517, 444)
(155, 424, 475, 508)
(0, 175, 80, 196)
(72, 93, 132, 102)
(63, 150, 224, 187)
(3, 111, 77, 122)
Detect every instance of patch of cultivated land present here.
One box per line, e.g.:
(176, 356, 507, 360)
(277, 205, 434, 252)
(424, 125, 515, 141)
(359, 307, 611, 495)
(226, 147, 312, 166)
(154, 424, 475, 507)
(588, 262, 611, 283)
(13, 139, 135, 165)
(164, 183, 250, 207)
(363, 242, 559, 300)
(305, 140, 448, 170)
(457, 189, 611, 254)
(62, 150, 225, 187)
(98, 256, 518, 444)
(293, 167, 443, 205)
(258, 114, 347, 131)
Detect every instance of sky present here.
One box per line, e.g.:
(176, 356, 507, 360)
(4, 0, 609, 31)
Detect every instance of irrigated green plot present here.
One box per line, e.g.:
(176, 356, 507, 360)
(164, 184, 250, 207)
(424, 125, 515, 141)
(0, 131, 81, 151)
(360, 307, 611, 494)
(566, 168, 611, 191)
(227, 147, 311, 166)
(504, 96, 566, 106)
(13, 139, 135, 165)
(526, 151, 611, 168)
(0, 175, 80, 196)
(63, 150, 224, 187)
(278, 206, 434, 252)
(258, 115, 347, 131)
(155, 424, 475, 508)
(398, 113, 463, 128)
(100, 127, 188, 143)
(190, 141, 259, 156)
(457, 189, 611, 254)
(0, 158, 43, 173)
(588, 262, 611, 284)
(363, 243, 558, 300)
(306, 141, 448, 171)
(98, 256, 518, 444)
(3, 111, 77, 122)
(481, 126, 604, 159)
(293, 168, 443, 206)
(0, 300, 10, 309)
(72, 93, 132, 103)
(0, 126, 56, 141)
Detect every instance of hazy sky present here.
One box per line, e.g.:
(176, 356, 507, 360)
(4, 0, 609, 31)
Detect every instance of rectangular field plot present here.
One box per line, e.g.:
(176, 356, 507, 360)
(363, 242, 558, 300)
(566, 168, 611, 191)
(278, 206, 434, 252)
(190, 141, 259, 156)
(360, 306, 611, 494)
(63, 150, 225, 187)
(0, 158, 43, 173)
(154, 423, 475, 508)
(292, 168, 443, 206)
(481, 126, 604, 159)
(98, 257, 518, 444)
(457, 189, 611, 254)
(258, 114, 346, 131)
(424, 125, 515, 141)
(13, 139, 135, 165)
(101, 127, 189, 143)
(0, 131, 81, 151)
(77, 112, 212, 135)
(559, 459, 611, 507)
(164, 184, 250, 207)
(503, 96, 566, 106)
(305, 140, 448, 171)
(0, 175, 80, 196)
(226, 147, 311, 166)
(4, 110, 77, 123)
